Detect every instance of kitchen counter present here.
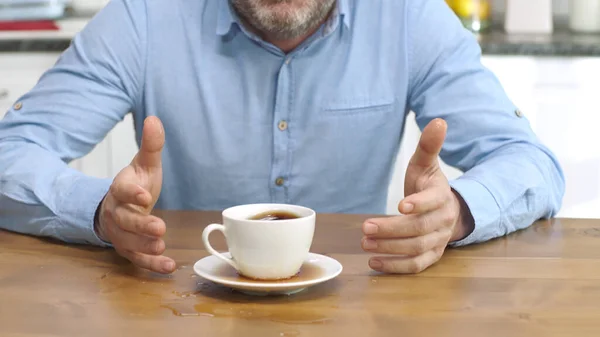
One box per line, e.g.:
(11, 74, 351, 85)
(1, 18, 600, 57)
(477, 22, 600, 57)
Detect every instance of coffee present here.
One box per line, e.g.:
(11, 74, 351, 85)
(249, 210, 300, 221)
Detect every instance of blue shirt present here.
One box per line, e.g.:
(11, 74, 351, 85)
(0, 0, 565, 247)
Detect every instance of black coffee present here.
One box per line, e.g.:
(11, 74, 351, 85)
(249, 210, 300, 221)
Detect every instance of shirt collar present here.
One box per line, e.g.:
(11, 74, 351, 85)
(216, 1, 237, 36)
(217, 0, 351, 37)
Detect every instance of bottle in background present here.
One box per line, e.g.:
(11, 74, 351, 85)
(447, 0, 491, 33)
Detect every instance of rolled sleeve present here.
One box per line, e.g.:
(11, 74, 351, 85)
(55, 174, 113, 247)
(449, 177, 501, 247)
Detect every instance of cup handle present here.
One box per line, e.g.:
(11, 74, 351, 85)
(202, 224, 239, 271)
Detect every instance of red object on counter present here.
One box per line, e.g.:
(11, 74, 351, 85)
(0, 20, 59, 31)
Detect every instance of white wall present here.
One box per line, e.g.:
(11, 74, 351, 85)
(387, 56, 600, 220)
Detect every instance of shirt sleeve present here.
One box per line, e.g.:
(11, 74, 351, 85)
(0, 0, 147, 246)
(406, 0, 565, 246)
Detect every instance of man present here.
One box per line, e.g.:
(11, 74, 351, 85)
(0, 0, 564, 275)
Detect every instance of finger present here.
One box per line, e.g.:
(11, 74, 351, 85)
(362, 213, 443, 239)
(133, 116, 165, 170)
(112, 206, 166, 237)
(112, 225, 166, 256)
(110, 181, 152, 207)
(369, 246, 445, 274)
(119, 250, 176, 274)
(362, 229, 452, 256)
(410, 118, 447, 168)
(398, 185, 449, 214)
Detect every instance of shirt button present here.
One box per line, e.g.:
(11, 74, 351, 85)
(278, 120, 288, 131)
(13, 102, 22, 110)
(515, 109, 523, 117)
(275, 177, 285, 186)
(285, 57, 292, 65)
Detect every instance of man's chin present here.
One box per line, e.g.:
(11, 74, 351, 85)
(232, 0, 335, 40)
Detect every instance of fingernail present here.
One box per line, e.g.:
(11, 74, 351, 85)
(363, 222, 378, 235)
(162, 260, 175, 272)
(370, 259, 383, 270)
(363, 239, 378, 250)
(401, 203, 414, 214)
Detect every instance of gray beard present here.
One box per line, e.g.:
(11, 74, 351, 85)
(231, 0, 336, 40)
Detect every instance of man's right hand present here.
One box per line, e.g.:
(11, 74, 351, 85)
(94, 116, 176, 274)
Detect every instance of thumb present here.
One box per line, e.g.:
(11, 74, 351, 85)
(410, 118, 447, 168)
(134, 116, 165, 170)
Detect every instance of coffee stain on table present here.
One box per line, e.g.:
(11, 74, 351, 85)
(161, 301, 332, 325)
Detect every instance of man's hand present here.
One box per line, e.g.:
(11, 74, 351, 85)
(94, 116, 176, 274)
(361, 118, 474, 274)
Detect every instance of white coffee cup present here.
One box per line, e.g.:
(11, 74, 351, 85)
(202, 203, 316, 280)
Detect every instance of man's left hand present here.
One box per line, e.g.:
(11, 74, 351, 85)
(361, 118, 474, 274)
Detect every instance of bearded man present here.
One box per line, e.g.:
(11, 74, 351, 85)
(0, 0, 564, 274)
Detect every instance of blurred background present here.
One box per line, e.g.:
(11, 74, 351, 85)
(0, 0, 599, 218)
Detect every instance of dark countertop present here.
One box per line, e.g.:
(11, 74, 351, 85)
(0, 39, 71, 53)
(1, 21, 600, 57)
(477, 22, 600, 57)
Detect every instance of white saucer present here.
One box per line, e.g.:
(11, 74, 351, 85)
(193, 252, 343, 296)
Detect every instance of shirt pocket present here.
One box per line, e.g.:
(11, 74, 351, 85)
(321, 96, 395, 117)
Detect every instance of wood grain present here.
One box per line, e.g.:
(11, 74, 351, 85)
(1, 212, 600, 337)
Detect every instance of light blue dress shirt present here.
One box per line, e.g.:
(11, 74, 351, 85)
(0, 0, 565, 247)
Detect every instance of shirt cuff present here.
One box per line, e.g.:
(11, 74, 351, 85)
(56, 172, 113, 247)
(448, 177, 501, 247)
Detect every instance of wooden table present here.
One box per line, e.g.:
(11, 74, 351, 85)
(2, 211, 600, 337)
